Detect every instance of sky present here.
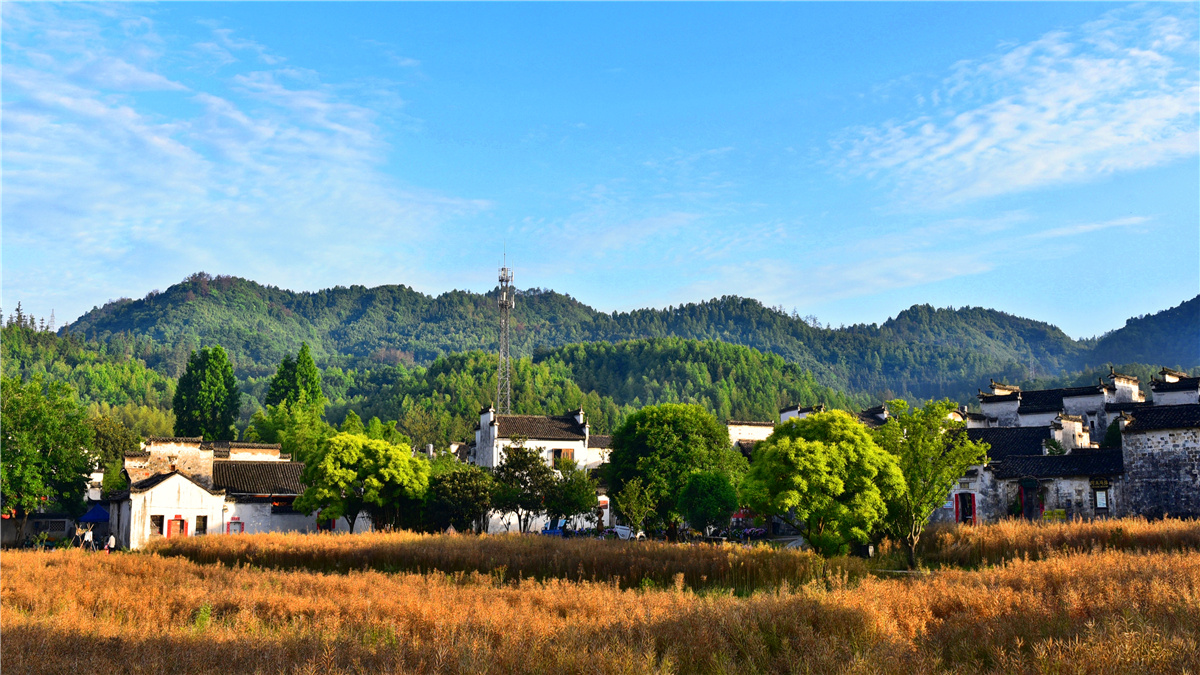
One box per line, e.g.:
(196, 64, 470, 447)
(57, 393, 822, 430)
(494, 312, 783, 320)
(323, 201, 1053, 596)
(3, 2, 1197, 339)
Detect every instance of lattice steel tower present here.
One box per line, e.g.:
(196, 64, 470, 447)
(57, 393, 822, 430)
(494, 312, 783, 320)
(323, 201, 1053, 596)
(496, 261, 515, 414)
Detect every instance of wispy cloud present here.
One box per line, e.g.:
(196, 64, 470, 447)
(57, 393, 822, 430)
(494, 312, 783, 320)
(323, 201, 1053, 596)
(835, 5, 1199, 208)
(2, 4, 486, 321)
(1029, 216, 1151, 240)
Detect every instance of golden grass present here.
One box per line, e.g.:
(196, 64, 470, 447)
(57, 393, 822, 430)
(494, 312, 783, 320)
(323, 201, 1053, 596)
(149, 530, 868, 593)
(3, 547, 1198, 674)
(915, 516, 1200, 567)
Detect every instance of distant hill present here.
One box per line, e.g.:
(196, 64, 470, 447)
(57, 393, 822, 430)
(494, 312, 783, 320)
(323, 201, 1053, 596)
(61, 272, 1198, 402)
(1085, 296, 1199, 370)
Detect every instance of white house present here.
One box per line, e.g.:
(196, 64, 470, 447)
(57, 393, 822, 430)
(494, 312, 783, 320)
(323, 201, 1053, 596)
(108, 437, 363, 549)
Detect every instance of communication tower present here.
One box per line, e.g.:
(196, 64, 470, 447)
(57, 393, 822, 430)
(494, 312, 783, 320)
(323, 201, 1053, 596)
(496, 260, 515, 414)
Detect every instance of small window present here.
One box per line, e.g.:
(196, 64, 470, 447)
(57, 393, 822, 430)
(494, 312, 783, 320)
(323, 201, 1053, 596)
(959, 481, 970, 490)
(1094, 489, 1109, 510)
(227, 520, 245, 534)
(195, 516, 208, 535)
(150, 515, 164, 536)
(553, 448, 574, 461)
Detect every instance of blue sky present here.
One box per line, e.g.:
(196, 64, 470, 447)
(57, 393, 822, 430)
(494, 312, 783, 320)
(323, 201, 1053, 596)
(3, 2, 1197, 339)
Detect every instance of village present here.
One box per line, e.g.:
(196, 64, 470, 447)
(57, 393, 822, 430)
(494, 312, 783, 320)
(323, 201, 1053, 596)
(10, 361, 1197, 553)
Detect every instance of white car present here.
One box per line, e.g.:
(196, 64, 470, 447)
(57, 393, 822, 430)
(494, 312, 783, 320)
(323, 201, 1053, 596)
(613, 525, 645, 541)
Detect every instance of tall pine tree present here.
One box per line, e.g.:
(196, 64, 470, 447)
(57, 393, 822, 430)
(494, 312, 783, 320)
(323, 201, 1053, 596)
(264, 343, 325, 408)
(172, 346, 240, 441)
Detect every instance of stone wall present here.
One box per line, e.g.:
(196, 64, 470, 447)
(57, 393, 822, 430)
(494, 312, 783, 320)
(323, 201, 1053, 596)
(1121, 428, 1200, 517)
(126, 440, 214, 488)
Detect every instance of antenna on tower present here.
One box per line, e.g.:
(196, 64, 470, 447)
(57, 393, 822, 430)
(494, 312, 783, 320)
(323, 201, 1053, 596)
(496, 254, 515, 415)
(48, 310, 56, 333)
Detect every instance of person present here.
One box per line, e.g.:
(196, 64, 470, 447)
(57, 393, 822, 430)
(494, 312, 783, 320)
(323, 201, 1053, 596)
(83, 528, 94, 551)
(105, 533, 116, 554)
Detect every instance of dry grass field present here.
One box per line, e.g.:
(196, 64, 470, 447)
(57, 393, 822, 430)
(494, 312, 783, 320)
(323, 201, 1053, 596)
(149, 529, 868, 593)
(4, 518, 1199, 674)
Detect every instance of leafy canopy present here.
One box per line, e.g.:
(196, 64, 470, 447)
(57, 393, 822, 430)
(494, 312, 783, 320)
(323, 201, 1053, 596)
(427, 464, 494, 533)
(740, 410, 903, 555)
(294, 432, 429, 532)
(1, 376, 96, 526)
(678, 470, 738, 535)
(614, 478, 654, 533)
(608, 403, 746, 526)
(545, 458, 598, 527)
(872, 399, 989, 568)
(172, 346, 240, 441)
(491, 439, 555, 534)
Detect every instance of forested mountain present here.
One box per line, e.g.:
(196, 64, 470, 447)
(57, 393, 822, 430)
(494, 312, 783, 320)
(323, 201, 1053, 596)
(1086, 296, 1199, 370)
(61, 273, 1198, 403)
(4, 315, 860, 447)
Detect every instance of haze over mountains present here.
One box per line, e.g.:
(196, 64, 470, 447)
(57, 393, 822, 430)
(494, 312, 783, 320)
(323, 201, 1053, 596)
(63, 273, 1199, 403)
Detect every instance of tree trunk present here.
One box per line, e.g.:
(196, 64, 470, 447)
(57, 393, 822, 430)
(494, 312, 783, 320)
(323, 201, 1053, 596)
(906, 534, 919, 570)
(345, 512, 357, 534)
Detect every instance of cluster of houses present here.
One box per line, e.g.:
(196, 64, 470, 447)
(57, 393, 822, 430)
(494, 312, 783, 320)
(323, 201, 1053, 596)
(9, 366, 1196, 550)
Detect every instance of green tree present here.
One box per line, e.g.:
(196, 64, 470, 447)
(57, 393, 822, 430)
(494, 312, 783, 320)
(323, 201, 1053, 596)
(265, 343, 325, 409)
(1, 376, 96, 540)
(740, 410, 903, 555)
(294, 432, 429, 532)
(340, 410, 365, 435)
(678, 470, 738, 536)
(172, 346, 240, 441)
(1101, 421, 1122, 449)
(608, 403, 745, 533)
(428, 464, 494, 533)
(872, 399, 989, 568)
(244, 390, 332, 463)
(614, 477, 654, 534)
(492, 439, 555, 533)
(545, 459, 598, 530)
(88, 414, 141, 468)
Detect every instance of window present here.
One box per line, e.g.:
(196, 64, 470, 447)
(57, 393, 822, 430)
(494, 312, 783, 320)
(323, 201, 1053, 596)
(227, 520, 245, 534)
(150, 515, 164, 536)
(195, 516, 208, 535)
(1095, 489, 1109, 510)
(553, 448, 574, 461)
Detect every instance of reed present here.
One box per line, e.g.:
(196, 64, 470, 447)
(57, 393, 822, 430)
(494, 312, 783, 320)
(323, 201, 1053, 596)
(3, 548, 1197, 674)
(150, 530, 868, 593)
(913, 516, 1200, 567)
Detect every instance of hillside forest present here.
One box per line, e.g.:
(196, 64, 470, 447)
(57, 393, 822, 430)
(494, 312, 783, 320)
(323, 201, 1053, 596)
(3, 276, 1196, 448)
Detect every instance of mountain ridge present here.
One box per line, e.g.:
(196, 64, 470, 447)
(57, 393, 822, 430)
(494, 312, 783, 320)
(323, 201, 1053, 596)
(60, 272, 1199, 402)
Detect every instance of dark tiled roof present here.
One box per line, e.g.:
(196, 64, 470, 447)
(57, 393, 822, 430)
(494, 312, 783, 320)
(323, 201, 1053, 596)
(123, 451, 151, 458)
(728, 420, 775, 427)
(1124, 404, 1200, 433)
(736, 440, 757, 460)
(144, 436, 203, 444)
(979, 391, 1020, 403)
(966, 427, 1051, 460)
(588, 434, 612, 449)
(495, 415, 586, 441)
(212, 461, 305, 495)
(991, 451, 1124, 480)
(857, 405, 888, 428)
(1105, 401, 1153, 413)
(1152, 377, 1200, 393)
(780, 404, 825, 414)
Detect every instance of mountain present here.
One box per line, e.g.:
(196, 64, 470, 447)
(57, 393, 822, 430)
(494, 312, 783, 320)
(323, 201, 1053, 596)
(61, 272, 1198, 402)
(1085, 296, 1199, 370)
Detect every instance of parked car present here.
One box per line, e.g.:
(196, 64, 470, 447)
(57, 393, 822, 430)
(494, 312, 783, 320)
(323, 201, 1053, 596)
(613, 525, 645, 541)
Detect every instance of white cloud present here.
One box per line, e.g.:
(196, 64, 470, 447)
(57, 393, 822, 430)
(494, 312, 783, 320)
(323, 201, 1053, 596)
(835, 5, 1199, 208)
(2, 4, 488, 322)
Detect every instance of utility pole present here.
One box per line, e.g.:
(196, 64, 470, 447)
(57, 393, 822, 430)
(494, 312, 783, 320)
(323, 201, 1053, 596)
(496, 259, 514, 415)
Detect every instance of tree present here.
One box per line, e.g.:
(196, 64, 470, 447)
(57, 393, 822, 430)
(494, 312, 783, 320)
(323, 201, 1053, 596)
(428, 464, 494, 533)
(740, 410, 903, 555)
(545, 459, 598, 530)
(244, 390, 332, 463)
(678, 470, 738, 536)
(294, 432, 429, 533)
(1101, 421, 1122, 449)
(873, 399, 990, 568)
(88, 415, 141, 468)
(608, 403, 746, 533)
(265, 343, 325, 409)
(491, 439, 555, 533)
(1, 376, 96, 541)
(614, 477, 654, 534)
(172, 346, 240, 441)
(340, 410, 365, 435)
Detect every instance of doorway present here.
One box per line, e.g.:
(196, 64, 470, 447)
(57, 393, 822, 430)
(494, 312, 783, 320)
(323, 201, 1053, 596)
(955, 492, 976, 525)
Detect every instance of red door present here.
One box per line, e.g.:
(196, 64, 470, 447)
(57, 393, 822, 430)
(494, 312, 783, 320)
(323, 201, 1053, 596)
(166, 517, 188, 538)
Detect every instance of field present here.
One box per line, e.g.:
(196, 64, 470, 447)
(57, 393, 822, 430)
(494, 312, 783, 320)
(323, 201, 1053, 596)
(4, 518, 1199, 674)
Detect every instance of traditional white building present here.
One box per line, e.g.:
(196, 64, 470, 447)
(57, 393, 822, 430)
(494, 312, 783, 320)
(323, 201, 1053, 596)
(108, 437, 362, 549)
